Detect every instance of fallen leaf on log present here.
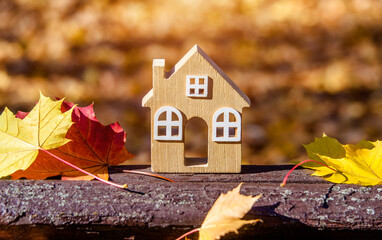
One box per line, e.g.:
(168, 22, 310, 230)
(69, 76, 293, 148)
(12, 100, 134, 180)
(0, 93, 73, 177)
(177, 183, 262, 240)
(284, 134, 382, 186)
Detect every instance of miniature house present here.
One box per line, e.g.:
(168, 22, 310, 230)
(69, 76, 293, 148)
(142, 45, 251, 173)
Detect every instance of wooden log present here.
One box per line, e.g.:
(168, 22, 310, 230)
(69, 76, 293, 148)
(1, 165, 382, 239)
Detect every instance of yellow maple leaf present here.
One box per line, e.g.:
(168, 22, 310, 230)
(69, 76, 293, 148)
(0, 92, 73, 177)
(177, 183, 262, 240)
(303, 134, 382, 186)
(199, 183, 262, 239)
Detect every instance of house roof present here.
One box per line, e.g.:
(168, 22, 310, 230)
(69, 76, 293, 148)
(142, 44, 251, 107)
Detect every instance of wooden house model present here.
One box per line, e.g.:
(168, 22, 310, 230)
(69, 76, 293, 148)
(142, 45, 251, 173)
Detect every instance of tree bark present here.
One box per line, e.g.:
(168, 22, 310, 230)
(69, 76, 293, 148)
(1, 165, 381, 239)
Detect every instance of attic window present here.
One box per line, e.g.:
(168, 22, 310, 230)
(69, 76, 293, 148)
(186, 75, 208, 98)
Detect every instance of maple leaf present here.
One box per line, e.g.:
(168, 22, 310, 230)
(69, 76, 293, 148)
(0, 93, 73, 177)
(281, 134, 382, 187)
(12, 101, 134, 181)
(177, 183, 262, 240)
(300, 134, 382, 186)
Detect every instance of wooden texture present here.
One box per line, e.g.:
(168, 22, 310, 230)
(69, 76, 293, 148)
(142, 45, 251, 173)
(1, 165, 382, 240)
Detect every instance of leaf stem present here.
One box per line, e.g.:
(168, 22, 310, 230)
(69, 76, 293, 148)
(109, 167, 175, 182)
(41, 149, 127, 189)
(280, 159, 337, 187)
(175, 228, 201, 240)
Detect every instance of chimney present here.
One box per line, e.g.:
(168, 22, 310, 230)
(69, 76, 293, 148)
(153, 59, 165, 90)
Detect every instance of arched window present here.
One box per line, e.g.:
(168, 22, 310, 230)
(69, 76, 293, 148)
(154, 106, 183, 141)
(212, 108, 241, 142)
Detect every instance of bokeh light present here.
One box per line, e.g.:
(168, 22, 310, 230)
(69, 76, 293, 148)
(1, 0, 382, 165)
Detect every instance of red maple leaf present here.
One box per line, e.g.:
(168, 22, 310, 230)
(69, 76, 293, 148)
(12, 101, 134, 180)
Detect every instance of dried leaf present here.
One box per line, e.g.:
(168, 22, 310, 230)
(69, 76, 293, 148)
(0, 93, 73, 177)
(12, 101, 134, 180)
(303, 134, 382, 185)
(199, 183, 262, 240)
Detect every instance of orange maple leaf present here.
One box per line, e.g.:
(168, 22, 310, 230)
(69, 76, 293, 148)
(12, 101, 134, 180)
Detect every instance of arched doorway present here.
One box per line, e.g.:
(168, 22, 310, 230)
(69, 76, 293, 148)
(184, 117, 208, 167)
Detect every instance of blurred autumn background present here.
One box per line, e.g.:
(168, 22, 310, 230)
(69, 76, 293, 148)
(1, 0, 382, 165)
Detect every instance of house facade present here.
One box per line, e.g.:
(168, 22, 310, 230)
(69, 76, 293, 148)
(142, 45, 251, 173)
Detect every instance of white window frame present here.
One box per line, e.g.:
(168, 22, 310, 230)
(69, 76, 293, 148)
(154, 106, 183, 141)
(186, 75, 208, 98)
(212, 107, 241, 142)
